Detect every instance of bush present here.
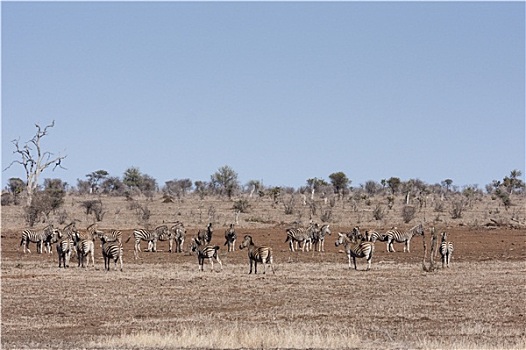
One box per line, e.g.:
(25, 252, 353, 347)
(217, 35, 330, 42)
(373, 204, 385, 221)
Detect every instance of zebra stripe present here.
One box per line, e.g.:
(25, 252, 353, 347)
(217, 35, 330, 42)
(335, 232, 374, 270)
(190, 237, 222, 272)
(100, 235, 123, 272)
(126, 225, 169, 259)
(440, 232, 454, 268)
(312, 224, 331, 252)
(20, 225, 57, 254)
(365, 230, 388, 243)
(239, 235, 275, 274)
(224, 223, 237, 252)
(385, 223, 425, 253)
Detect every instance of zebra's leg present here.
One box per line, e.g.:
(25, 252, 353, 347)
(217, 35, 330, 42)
(152, 239, 157, 252)
(353, 256, 358, 270)
(249, 259, 253, 274)
(134, 242, 140, 260)
(347, 253, 352, 269)
(90, 249, 95, 268)
(366, 255, 372, 271)
(254, 260, 258, 274)
(215, 257, 223, 272)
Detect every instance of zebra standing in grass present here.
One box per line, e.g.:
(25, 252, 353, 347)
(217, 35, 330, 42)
(385, 223, 425, 253)
(335, 232, 374, 270)
(20, 225, 58, 254)
(99, 234, 123, 272)
(56, 233, 74, 268)
(224, 223, 237, 252)
(239, 235, 275, 274)
(171, 222, 186, 253)
(190, 237, 222, 272)
(197, 222, 214, 244)
(312, 224, 331, 252)
(154, 229, 174, 252)
(72, 231, 95, 268)
(440, 232, 454, 268)
(285, 223, 317, 252)
(126, 225, 170, 260)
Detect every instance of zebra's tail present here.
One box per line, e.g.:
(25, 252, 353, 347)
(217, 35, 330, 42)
(125, 235, 132, 244)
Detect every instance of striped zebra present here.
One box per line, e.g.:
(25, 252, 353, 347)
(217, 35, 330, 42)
(153, 229, 174, 252)
(385, 223, 425, 253)
(20, 225, 59, 254)
(197, 222, 214, 244)
(190, 237, 222, 272)
(440, 232, 454, 268)
(100, 234, 123, 272)
(72, 231, 95, 268)
(239, 235, 275, 274)
(312, 224, 331, 252)
(224, 223, 237, 252)
(285, 223, 317, 252)
(171, 222, 186, 253)
(56, 235, 74, 268)
(126, 225, 169, 260)
(335, 232, 374, 270)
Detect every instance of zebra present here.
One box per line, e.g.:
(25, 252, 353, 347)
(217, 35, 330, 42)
(335, 232, 374, 271)
(224, 223, 237, 252)
(153, 229, 174, 252)
(365, 230, 388, 243)
(239, 234, 275, 274)
(72, 231, 95, 268)
(100, 234, 123, 272)
(190, 237, 222, 272)
(42, 227, 62, 254)
(171, 222, 186, 253)
(285, 223, 317, 252)
(440, 232, 454, 268)
(197, 222, 213, 244)
(20, 225, 58, 254)
(56, 235, 74, 268)
(126, 225, 170, 259)
(312, 224, 331, 252)
(385, 223, 425, 253)
(88, 224, 122, 243)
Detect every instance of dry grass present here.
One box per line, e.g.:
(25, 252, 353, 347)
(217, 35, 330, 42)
(1, 193, 525, 349)
(2, 257, 525, 349)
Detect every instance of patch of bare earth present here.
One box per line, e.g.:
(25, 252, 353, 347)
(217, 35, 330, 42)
(1, 226, 525, 349)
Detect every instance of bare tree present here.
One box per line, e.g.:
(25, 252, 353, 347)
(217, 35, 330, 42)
(4, 121, 67, 206)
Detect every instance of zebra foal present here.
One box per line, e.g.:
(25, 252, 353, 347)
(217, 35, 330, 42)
(190, 237, 222, 272)
(335, 232, 374, 271)
(239, 235, 275, 274)
(440, 232, 454, 268)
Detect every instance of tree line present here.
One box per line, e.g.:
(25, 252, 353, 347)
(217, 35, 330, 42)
(3, 121, 525, 226)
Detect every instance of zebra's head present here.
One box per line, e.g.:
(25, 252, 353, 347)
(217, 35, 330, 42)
(335, 232, 346, 247)
(441, 232, 447, 242)
(239, 235, 253, 250)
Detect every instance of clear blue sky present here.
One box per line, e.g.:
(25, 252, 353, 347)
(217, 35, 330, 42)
(2, 1, 525, 190)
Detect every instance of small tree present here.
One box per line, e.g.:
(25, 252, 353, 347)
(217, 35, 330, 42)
(329, 172, 350, 197)
(4, 121, 67, 206)
(211, 165, 239, 198)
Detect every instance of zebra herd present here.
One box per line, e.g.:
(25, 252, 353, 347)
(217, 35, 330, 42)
(18, 221, 453, 273)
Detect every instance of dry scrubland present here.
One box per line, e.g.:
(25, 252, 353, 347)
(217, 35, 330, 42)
(2, 193, 526, 349)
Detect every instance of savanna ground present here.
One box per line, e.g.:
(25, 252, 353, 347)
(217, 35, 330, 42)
(1, 193, 525, 349)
